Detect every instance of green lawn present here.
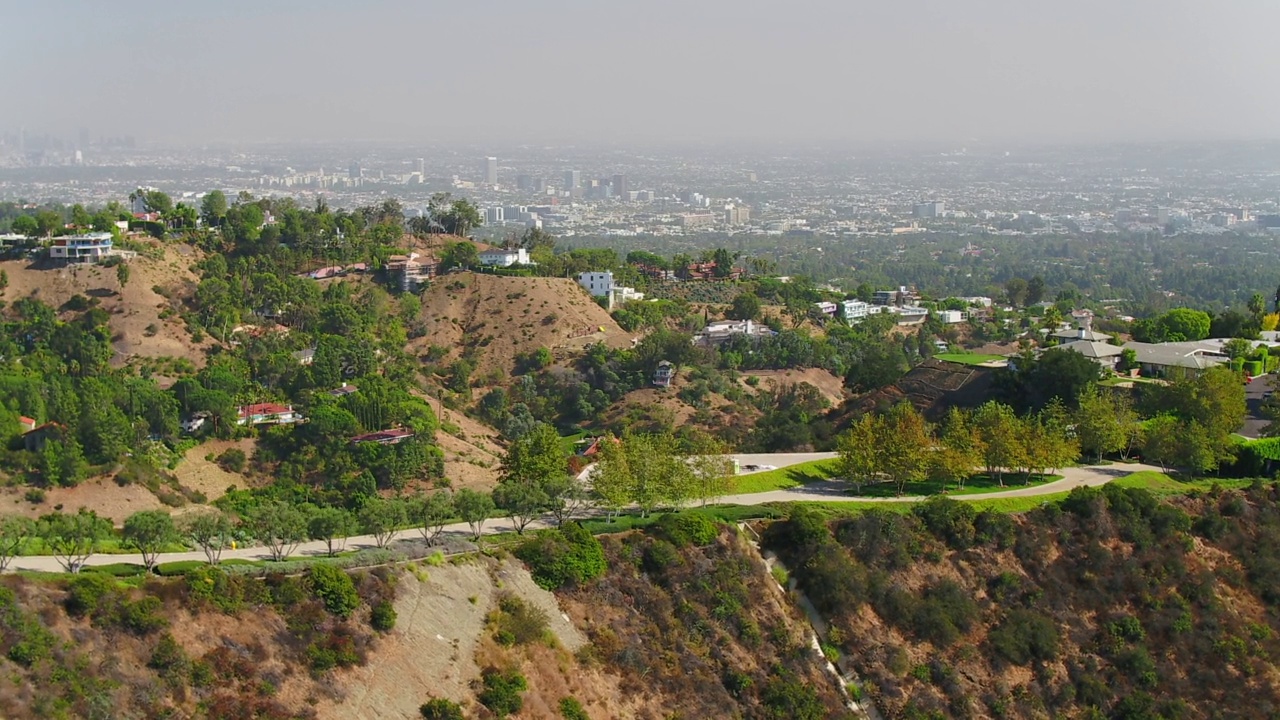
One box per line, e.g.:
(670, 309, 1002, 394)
(1114, 471, 1252, 496)
(732, 459, 841, 494)
(850, 472, 1062, 498)
(934, 353, 1006, 366)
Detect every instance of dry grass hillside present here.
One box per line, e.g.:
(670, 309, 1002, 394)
(841, 358, 996, 423)
(0, 242, 209, 368)
(433, 406, 504, 490)
(411, 273, 632, 377)
(741, 368, 847, 406)
(765, 481, 1280, 718)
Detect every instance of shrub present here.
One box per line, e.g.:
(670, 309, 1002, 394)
(988, 609, 1059, 664)
(65, 572, 116, 617)
(419, 698, 465, 720)
(913, 496, 977, 549)
(148, 632, 189, 677)
(515, 522, 607, 590)
(370, 599, 397, 632)
(642, 538, 683, 573)
(654, 512, 719, 547)
(216, 448, 247, 473)
(489, 594, 550, 646)
(184, 566, 245, 614)
(119, 596, 169, 635)
(760, 672, 826, 720)
(308, 564, 360, 619)
(559, 697, 590, 720)
(477, 667, 527, 717)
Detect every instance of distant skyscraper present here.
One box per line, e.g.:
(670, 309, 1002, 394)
(416, 158, 425, 176)
(611, 174, 629, 198)
(563, 169, 581, 192)
(349, 161, 362, 179)
(78, 128, 90, 150)
(485, 156, 498, 186)
(913, 201, 944, 219)
(516, 174, 533, 191)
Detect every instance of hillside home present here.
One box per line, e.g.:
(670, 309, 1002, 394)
(478, 248, 533, 267)
(387, 253, 436, 292)
(22, 422, 66, 452)
(351, 428, 414, 445)
(1121, 341, 1228, 378)
(179, 413, 209, 434)
(653, 360, 675, 388)
(578, 271, 614, 297)
(873, 286, 918, 306)
(842, 299, 871, 323)
(328, 383, 358, 397)
(695, 319, 776, 346)
(814, 301, 838, 316)
(236, 403, 300, 426)
(292, 348, 316, 366)
(935, 310, 964, 324)
(1051, 316, 1111, 344)
(17, 416, 36, 433)
(1056, 340, 1124, 370)
(48, 232, 119, 264)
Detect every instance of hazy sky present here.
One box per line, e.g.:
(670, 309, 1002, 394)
(6, 0, 1280, 146)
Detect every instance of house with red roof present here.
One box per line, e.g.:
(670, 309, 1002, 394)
(18, 416, 37, 433)
(236, 403, 300, 426)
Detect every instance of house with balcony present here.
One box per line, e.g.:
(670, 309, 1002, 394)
(653, 360, 675, 388)
(841, 299, 871, 323)
(48, 232, 122, 264)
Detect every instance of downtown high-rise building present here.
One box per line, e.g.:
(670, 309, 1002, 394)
(416, 158, 425, 176)
(611, 174, 629, 199)
(563, 169, 581, 194)
(485, 156, 498, 186)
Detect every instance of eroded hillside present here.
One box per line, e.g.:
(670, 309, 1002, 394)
(765, 480, 1280, 718)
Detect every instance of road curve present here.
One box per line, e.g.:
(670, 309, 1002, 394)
(7, 458, 1160, 574)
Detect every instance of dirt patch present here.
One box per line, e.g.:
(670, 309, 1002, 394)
(739, 367, 848, 406)
(410, 273, 632, 378)
(0, 242, 211, 368)
(318, 557, 580, 720)
(0, 475, 167, 524)
(170, 439, 256, 503)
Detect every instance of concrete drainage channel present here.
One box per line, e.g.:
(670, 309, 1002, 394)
(739, 523, 884, 720)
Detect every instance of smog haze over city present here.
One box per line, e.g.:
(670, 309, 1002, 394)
(7, 0, 1280, 146)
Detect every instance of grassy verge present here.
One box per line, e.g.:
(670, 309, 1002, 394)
(934, 353, 1006, 365)
(732, 459, 840, 494)
(849, 472, 1063, 498)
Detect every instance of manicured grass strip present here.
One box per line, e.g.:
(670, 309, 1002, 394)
(732, 459, 841, 494)
(849, 472, 1062, 498)
(934, 353, 1006, 365)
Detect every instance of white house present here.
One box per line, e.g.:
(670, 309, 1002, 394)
(611, 286, 644, 306)
(841, 299, 871, 323)
(814, 301, 838, 316)
(653, 360, 675, 388)
(236, 403, 301, 426)
(578, 271, 613, 297)
(479, 248, 534, 267)
(48, 232, 117, 263)
(935, 310, 964, 324)
(695, 319, 776, 346)
(179, 414, 209, 434)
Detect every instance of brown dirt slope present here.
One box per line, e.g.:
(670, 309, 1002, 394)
(741, 367, 847, 406)
(411, 273, 632, 377)
(0, 242, 210, 367)
(843, 357, 996, 422)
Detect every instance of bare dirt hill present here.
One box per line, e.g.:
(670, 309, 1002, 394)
(411, 273, 632, 377)
(740, 368, 848, 406)
(0, 242, 209, 367)
(435, 406, 504, 490)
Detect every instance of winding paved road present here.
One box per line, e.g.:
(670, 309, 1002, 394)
(7, 455, 1162, 574)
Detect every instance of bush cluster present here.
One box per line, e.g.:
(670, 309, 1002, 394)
(515, 522, 607, 590)
(488, 593, 550, 647)
(477, 667, 528, 718)
(307, 564, 360, 618)
(654, 512, 719, 547)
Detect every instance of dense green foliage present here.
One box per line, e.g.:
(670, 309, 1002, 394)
(514, 522, 607, 590)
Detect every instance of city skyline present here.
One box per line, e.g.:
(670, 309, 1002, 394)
(5, 0, 1280, 146)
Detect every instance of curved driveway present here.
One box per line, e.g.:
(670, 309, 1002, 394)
(7, 456, 1161, 574)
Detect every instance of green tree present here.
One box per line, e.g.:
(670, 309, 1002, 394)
(836, 413, 880, 493)
(183, 510, 234, 565)
(11, 214, 38, 237)
(590, 433, 632, 518)
(455, 489, 495, 541)
(116, 262, 130, 290)
(245, 501, 308, 561)
(200, 190, 228, 227)
(973, 401, 1025, 486)
(0, 515, 33, 572)
(879, 402, 932, 495)
(1025, 275, 1046, 305)
(440, 241, 479, 271)
(1117, 347, 1139, 373)
(1074, 386, 1129, 463)
(358, 496, 407, 548)
(411, 491, 455, 545)
(38, 509, 111, 573)
(1141, 414, 1181, 472)
(1005, 277, 1029, 307)
(419, 699, 465, 720)
(727, 292, 762, 321)
(1249, 292, 1267, 320)
(933, 407, 982, 490)
(307, 506, 355, 557)
(1223, 337, 1254, 360)
(495, 423, 567, 533)
(307, 564, 360, 618)
(1157, 307, 1212, 342)
(122, 510, 176, 571)
(686, 433, 736, 506)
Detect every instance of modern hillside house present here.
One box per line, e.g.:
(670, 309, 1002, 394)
(48, 232, 120, 263)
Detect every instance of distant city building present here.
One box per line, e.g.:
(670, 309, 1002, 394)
(515, 174, 534, 191)
(563, 169, 581, 197)
(725, 204, 750, 225)
(611, 174, 629, 198)
(416, 158, 425, 177)
(485, 206, 505, 224)
(678, 212, 717, 228)
(348, 161, 362, 179)
(484, 156, 498, 186)
(913, 201, 945, 219)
